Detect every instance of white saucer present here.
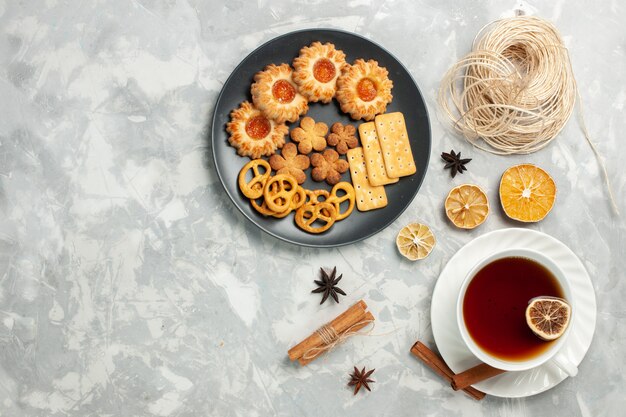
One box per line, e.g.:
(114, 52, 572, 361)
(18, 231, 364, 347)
(431, 228, 596, 398)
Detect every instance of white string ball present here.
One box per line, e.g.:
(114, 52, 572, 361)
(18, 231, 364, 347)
(438, 15, 577, 155)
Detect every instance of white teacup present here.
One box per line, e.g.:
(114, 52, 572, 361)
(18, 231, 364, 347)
(456, 248, 577, 376)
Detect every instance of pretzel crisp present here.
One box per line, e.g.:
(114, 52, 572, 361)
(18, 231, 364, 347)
(295, 202, 337, 234)
(263, 174, 298, 213)
(326, 182, 356, 221)
(290, 186, 307, 210)
(251, 197, 278, 216)
(305, 189, 330, 205)
(238, 159, 271, 199)
(251, 184, 306, 218)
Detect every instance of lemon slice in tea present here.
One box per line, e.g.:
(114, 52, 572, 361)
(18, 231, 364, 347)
(444, 184, 489, 229)
(396, 223, 436, 261)
(525, 296, 571, 341)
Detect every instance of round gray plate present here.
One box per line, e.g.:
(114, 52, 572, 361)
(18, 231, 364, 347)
(211, 29, 431, 247)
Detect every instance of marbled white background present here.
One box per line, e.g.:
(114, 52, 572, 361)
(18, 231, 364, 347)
(0, 0, 624, 416)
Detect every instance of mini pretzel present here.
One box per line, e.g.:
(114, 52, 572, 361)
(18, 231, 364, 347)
(251, 197, 277, 216)
(291, 186, 307, 210)
(304, 189, 335, 217)
(264, 174, 298, 212)
(271, 185, 306, 217)
(327, 182, 356, 221)
(251, 184, 305, 218)
(265, 180, 293, 218)
(251, 181, 279, 216)
(272, 205, 292, 218)
(305, 189, 330, 205)
(251, 198, 293, 218)
(238, 159, 271, 199)
(295, 202, 337, 234)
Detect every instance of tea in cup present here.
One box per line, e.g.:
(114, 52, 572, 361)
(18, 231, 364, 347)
(456, 248, 577, 376)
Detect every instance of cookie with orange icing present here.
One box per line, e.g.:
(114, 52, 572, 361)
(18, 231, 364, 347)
(292, 42, 347, 103)
(336, 59, 393, 121)
(251, 64, 309, 123)
(226, 101, 288, 159)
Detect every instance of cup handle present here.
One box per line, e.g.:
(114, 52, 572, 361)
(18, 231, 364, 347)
(552, 352, 578, 377)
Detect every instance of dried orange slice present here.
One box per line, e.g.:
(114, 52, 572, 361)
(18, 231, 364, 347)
(525, 297, 571, 341)
(396, 223, 436, 261)
(499, 164, 556, 222)
(444, 184, 489, 229)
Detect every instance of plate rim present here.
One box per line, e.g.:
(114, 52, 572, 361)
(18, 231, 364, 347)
(430, 227, 597, 398)
(210, 28, 431, 248)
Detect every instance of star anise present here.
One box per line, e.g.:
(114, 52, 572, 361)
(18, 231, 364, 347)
(441, 149, 471, 178)
(311, 267, 346, 305)
(348, 366, 375, 395)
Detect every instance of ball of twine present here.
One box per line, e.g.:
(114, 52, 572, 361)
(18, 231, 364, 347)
(439, 15, 618, 214)
(439, 15, 576, 154)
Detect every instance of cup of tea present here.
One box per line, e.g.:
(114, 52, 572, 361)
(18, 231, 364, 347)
(456, 248, 577, 376)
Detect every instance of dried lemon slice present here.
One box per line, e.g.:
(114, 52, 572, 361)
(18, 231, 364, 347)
(396, 223, 436, 261)
(444, 184, 489, 229)
(499, 164, 556, 222)
(525, 296, 571, 341)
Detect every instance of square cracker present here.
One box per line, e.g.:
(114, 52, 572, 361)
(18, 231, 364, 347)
(347, 147, 388, 211)
(375, 112, 416, 178)
(358, 122, 399, 187)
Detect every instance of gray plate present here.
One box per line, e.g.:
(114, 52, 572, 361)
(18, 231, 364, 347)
(211, 29, 431, 247)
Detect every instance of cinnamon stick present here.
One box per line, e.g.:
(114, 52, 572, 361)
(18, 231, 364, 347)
(451, 363, 506, 391)
(297, 311, 375, 366)
(288, 300, 372, 365)
(410, 341, 486, 400)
